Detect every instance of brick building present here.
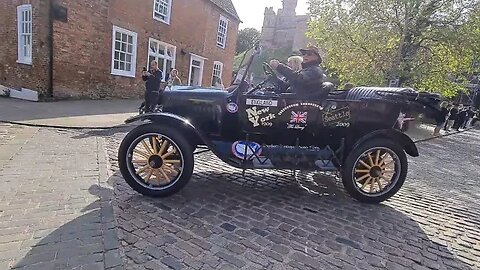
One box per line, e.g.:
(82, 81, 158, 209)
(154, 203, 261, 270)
(0, 0, 240, 99)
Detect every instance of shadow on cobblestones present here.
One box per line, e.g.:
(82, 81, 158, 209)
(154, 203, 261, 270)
(70, 126, 134, 140)
(110, 162, 474, 270)
(12, 185, 122, 270)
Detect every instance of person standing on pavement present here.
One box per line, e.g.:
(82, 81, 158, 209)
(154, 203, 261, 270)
(446, 104, 459, 131)
(142, 60, 163, 113)
(453, 105, 467, 131)
(167, 69, 182, 87)
(212, 76, 225, 90)
(443, 104, 452, 131)
(464, 107, 475, 128)
(472, 109, 479, 126)
(433, 101, 449, 136)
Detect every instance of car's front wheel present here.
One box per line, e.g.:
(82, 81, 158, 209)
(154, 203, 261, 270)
(342, 138, 407, 203)
(118, 124, 194, 197)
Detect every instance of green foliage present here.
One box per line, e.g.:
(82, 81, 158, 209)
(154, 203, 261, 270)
(236, 28, 261, 54)
(307, 0, 480, 97)
(233, 47, 293, 81)
(251, 48, 293, 77)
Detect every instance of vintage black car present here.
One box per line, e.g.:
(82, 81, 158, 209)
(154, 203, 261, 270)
(118, 48, 441, 203)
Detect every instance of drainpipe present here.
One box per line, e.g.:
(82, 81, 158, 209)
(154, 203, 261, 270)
(47, 0, 54, 98)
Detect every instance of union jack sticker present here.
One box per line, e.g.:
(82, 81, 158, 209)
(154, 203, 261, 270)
(290, 111, 308, 124)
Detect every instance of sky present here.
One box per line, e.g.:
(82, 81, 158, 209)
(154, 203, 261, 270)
(231, 0, 309, 30)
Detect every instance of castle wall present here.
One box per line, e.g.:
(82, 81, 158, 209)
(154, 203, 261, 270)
(260, 0, 309, 51)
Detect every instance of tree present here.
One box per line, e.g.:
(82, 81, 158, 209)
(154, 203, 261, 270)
(307, 0, 480, 97)
(236, 28, 261, 54)
(233, 47, 292, 83)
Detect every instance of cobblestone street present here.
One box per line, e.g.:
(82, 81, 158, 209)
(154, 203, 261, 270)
(104, 128, 480, 270)
(0, 124, 122, 270)
(1, 123, 479, 269)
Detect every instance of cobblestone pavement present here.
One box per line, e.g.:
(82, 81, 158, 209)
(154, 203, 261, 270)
(101, 127, 480, 270)
(0, 124, 122, 270)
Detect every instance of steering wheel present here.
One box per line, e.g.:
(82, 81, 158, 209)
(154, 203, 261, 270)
(244, 62, 279, 95)
(262, 62, 275, 76)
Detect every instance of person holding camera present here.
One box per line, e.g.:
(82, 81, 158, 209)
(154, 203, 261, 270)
(142, 60, 163, 113)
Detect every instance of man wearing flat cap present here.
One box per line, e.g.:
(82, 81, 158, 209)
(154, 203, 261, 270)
(269, 46, 326, 98)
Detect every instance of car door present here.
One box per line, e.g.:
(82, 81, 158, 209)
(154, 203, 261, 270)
(238, 92, 327, 141)
(274, 93, 326, 137)
(238, 93, 281, 134)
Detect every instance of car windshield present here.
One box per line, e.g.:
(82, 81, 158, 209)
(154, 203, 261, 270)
(231, 46, 262, 87)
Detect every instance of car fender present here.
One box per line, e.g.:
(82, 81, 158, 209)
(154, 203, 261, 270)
(125, 113, 245, 167)
(125, 112, 206, 147)
(352, 129, 419, 157)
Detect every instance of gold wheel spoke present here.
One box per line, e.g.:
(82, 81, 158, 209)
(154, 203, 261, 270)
(141, 140, 154, 155)
(132, 159, 148, 164)
(165, 167, 178, 174)
(367, 153, 374, 167)
(355, 169, 370, 173)
(160, 168, 171, 183)
(137, 165, 150, 174)
(152, 137, 159, 154)
(374, 150, 380, 166)
(159, 140, 170, 156)
(378, 153, 389, 166)
(376, 178, 383, 190)
(384, 169, 395, 173)
(362, 177, 372, 190)
(380, 175, 391, 183)
(162, 150, 176, 159)
(381, 160, 394, 169)
(145, 169, 154, 182)
(154, 169, 163, 184)
(369, 179, 375, 193)
(134, 149, 150, 159)
(164, 159, 181, 164)
(356, 173, 370, 182)
(359, 160, 371, 169)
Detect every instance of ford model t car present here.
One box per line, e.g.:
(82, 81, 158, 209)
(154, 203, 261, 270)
(118, 47, 441, 204)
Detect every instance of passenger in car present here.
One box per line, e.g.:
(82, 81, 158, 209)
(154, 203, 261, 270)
(269, 46, 327, 99)
(270, 55, 304, 92)
(287, 56, 303, 72)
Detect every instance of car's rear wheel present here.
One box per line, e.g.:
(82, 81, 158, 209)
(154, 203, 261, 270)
(342, 138, 407, 203)
(118, 124, 194, 197)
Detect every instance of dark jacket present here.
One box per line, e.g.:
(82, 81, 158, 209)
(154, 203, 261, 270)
(436, 107, 449, 123)
(448, 108, 458, 120)
(457, 110, 467, 121)
(276, 61, 325, 98)
(466, 109, 475, 118)
(142, 69, 163, 93)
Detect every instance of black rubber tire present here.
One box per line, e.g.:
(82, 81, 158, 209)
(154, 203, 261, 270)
(118, 123, 194, 197)
(342, 138, 408, 203)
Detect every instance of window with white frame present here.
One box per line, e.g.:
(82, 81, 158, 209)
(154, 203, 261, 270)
(153, 0, 172, 24)
(217, 16, 228, 49)
(17, 4, 32, 64)
(148, 38, 176, 80)
(212, 61, 223, 86)
(111, 26, 137, 77)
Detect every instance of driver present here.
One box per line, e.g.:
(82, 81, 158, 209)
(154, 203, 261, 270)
(269, 46, 326, 98)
